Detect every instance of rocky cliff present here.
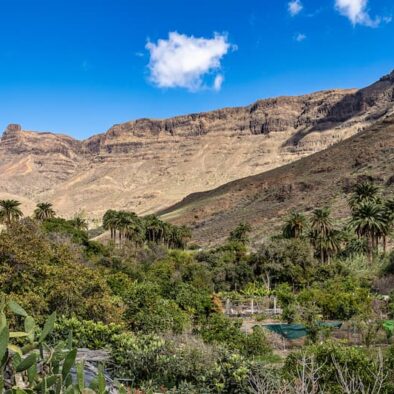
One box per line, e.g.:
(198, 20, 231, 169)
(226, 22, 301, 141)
(1, 70, 393, 218)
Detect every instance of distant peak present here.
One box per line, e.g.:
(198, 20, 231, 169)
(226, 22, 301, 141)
(4, 124, 22, 134)
(0, 124, 23, 146)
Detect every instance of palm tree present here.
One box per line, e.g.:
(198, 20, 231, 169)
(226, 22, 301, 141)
(309, 207, 336, 263)
(103, 210, 148, 246)
(178, 225, 192, 249)
(116, 211, 139, 244)
(228, 223, 252, 245)
(125, 219, 145, 246)
(144, 215, 165, 243)
(310, 208, 334, 236)
(282, 211, 308, 239)
(313, 229, 342, 264)
(34, 202, 56, 221)
(0, 199, 23, 228)
(103, 210, 118, 240)
(71, 215, 88, 232)
(350, 200, 388, 262)
(349, 182, 380, 209)
(166, 225, 192, 249)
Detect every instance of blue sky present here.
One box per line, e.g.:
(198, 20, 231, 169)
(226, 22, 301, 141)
(0, 0, 393, 139)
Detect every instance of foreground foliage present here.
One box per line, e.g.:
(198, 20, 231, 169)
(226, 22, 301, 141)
(0, 299, 117, 393)
(0, 180, 393, 392)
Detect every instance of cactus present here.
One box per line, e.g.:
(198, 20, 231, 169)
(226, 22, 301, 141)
(0, 297, 115, 393)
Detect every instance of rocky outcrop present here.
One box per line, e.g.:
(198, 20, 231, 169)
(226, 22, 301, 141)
(0, 124, 83, 157)
(0, 70, 393, 219)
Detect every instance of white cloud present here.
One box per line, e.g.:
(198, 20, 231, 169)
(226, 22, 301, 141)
(288, 0, 303, 16)
(335, 0, 380, 27)
(146, 32, 234, 91)
(294, 33, 307, 42)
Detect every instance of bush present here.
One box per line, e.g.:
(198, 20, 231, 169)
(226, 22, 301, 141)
(110, 333, 251, 393)
(0, 221, 122, 323)
(106, 271, 136, 297)
(196, 244, 253, 292)
(242, 326, 272, 358)
(110, 331, 166, 385)
(199, 313, 272, 358)
(123, 282, 191, 333)
(252, 238, 316, 289)
(41, 217, 88, 244)
(284, 341, 388, 392)
(173, 282, 213, 317)
(298, 277, 372, 320)
(199, 313, 244, 348)
(51, 316, 125, 348)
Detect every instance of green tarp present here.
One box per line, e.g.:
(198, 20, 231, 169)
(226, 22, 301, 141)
(264, 322, 342, 340)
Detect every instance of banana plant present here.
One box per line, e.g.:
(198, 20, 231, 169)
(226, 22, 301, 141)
(0, 298, 116, 393)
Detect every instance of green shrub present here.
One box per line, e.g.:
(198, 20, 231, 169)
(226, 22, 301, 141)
(199, 314, 272, 358)
(51, 316, 125, 348)
(0, 221, 122, 323)
(41, 217, 88, 244)
(123, 282, 191, 333)
(252, 238, 316, 289)
(242, 326, 272, 358)
(199, 314, 244, 348)
(298, 277, 372, 320)
(106, 271, 135, 297)
(110, 333, 251, 393)
(110, 331, 166, 384)
(173, 283, 213, 316)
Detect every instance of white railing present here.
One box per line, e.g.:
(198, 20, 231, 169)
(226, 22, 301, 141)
(223, 297, 282, 317)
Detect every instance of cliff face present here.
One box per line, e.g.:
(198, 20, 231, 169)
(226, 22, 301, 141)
(1, 71, 393, 218)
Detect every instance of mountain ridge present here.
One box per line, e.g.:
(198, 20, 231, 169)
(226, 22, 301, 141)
(1, 70, 393, 220)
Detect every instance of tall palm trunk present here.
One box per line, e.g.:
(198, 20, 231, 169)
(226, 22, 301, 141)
(6, 212, 11, 228)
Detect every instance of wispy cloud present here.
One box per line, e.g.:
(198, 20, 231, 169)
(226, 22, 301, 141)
(288, 0, 303, 16)
(146, 32, 235, 92)
(334, 0, 380, 27)
(294, 33, 307, 42)
(213, 74, 224, 91)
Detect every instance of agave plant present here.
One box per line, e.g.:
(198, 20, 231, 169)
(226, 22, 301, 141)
(0, 298, 120, 393)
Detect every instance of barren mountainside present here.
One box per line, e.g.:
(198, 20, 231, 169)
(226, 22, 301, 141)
(161, 114, 394, 245)
(1, 70, 394, 219)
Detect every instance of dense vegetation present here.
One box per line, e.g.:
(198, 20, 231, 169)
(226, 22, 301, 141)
(1, 181, 394, 393)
